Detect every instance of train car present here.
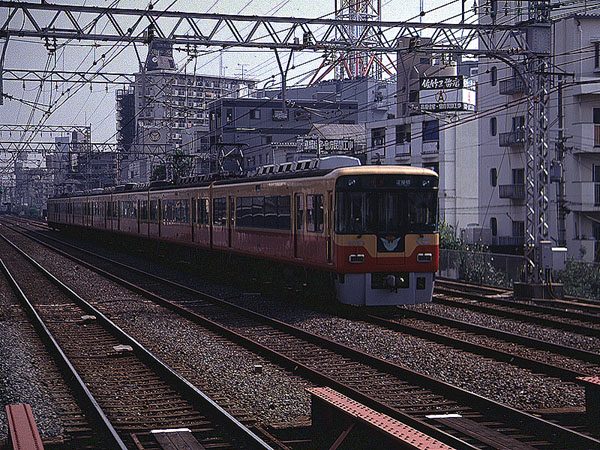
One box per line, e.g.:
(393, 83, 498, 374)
(47, 156, 439, 306)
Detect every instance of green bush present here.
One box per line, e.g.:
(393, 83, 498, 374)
(553, 259, 600, 299)
(439, 222, 507, 287)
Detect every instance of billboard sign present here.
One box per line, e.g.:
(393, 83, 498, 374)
(418, 76, 476, 112)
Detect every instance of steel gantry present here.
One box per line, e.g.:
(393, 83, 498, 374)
(0, 1, 555, 283)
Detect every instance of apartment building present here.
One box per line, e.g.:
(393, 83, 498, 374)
(478, 14, 600, 261)
(118, 40, 257, 182)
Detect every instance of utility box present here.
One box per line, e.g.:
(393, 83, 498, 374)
(552, 247, 567, 271)
(540, 240, 553, 270)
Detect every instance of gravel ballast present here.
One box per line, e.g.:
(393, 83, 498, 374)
(2, 226, 588, 416)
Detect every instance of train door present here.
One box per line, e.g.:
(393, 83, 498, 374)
(158, 199, 162, 237)
(327, 191, 333, 264)
(191, 198, 195, 242)
(294, 193, 304, 259)
(228, 196, 234, 248)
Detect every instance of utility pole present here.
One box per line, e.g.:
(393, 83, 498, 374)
(554, 77, 567, 247)
(522, 0, 553, 286)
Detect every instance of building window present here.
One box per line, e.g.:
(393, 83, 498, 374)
(594, 223, 600, 262)
(512, 168, 525, 185)
(490, 217, 497, 236)
(396, 124, 411, 144)
(490, 117, 497, 136)
(512, 221, 524, 237)
(594, 165, 600, 206)
(250, 109, 261, 120)
(595, 42, 600, 69)
(372, 127, 386, 147)
(490, 168, 497, 187)
(594, 108, 600, 147)
(490, 66, 497, 86)
(512, 115, 525, 131)
(226, 109, 233, 123)
(422, 120, 439, 142)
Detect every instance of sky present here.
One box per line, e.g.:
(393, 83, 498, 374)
(0, 0, 462, 145)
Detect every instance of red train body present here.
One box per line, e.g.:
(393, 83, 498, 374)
(47, 157, 439, 306)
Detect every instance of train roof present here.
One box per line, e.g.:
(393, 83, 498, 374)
(49, 157, 438, 200)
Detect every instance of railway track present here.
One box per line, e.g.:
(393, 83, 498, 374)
(436, 278, 600, 321)
(0, 231, 274, 450)
(2, 220, 599, 450)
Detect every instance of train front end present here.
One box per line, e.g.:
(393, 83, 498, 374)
(333, 168, 439, 306)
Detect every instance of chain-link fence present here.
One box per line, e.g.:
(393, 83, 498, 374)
(439, 248, 600, 299)
(438, 249, 525, 289)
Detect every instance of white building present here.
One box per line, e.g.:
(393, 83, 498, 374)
(478, 13, 600, 261)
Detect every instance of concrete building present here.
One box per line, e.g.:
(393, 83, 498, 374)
(207, 97, 359, 173)
(119, 40, 257, 183)
(478, 14, 600, 262)
(274, 77, 396, 123)
(365, 56, 479, 232)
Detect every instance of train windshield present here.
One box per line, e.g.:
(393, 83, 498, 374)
(335, 175, 438, 235)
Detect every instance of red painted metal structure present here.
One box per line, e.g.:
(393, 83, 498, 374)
(307, 387, 456, 450)
(5, 404, 44, 450)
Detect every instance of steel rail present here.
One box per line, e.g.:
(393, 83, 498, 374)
(433, 293, 600, 336)
(0, 231, 274, 450)
(5, 223, 600, 450)
(393, 305, 600, 365)
(0, 257, 128, 450)
(435, 286, 600, 324)
(360, 311, 593, 381)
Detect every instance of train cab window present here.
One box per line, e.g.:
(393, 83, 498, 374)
(112, 201, 118, 218)
(150, 200, 159, 222)
(307, 194, 324, 233)
(196, 198, 209, 225)
(213, 197, 227, 226)
(140, 200, 149, 221)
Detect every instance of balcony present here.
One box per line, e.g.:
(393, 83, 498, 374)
(499, 77, 526, 95)
(499, 184, 525, 200)
(395, 143, 411, 157)
(498, 236, 524, 246)
(570, 181, 600, 211)
(499, 129, 525, 148)
(571, 124, 600, 154)
(422, 141, 439, 155)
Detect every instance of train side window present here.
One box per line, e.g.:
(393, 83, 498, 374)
(140, 200, 148, 221)
(176, 199, 190, 223)
(197, 198, 209, 225)
(307, 194, 324, 232)
(252, 196, 264, 228)
(150, 200, 159, 222)
(264, 196, 277, 228)
(213, 197, 227, 226)
(278, 195, 291, 230)
(296, 194, 304, 230)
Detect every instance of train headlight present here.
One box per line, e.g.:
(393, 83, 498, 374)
(417, 253, 432, 263)
(349, 254, 365, 263)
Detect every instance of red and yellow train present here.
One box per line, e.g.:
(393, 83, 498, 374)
(47, 156, 439, 306)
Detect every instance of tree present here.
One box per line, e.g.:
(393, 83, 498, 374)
(150, 164, 166, 181)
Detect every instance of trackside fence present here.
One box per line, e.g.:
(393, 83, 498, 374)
(438, 249, 525, 289)
(439, 249, 600, 299)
